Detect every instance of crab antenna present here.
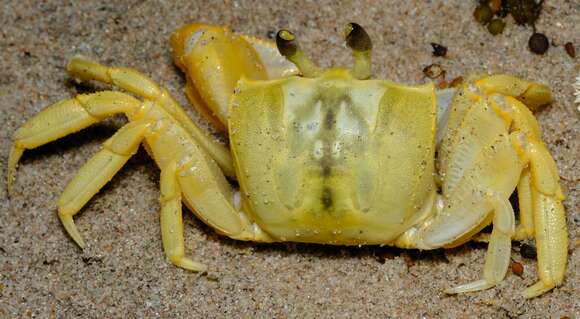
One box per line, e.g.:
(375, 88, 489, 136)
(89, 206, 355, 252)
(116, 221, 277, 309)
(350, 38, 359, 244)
(343, 23, 372, 79)
(276, 30, 320, 77)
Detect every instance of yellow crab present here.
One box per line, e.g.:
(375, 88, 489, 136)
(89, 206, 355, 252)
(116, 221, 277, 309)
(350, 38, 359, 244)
(7, 23, 568, 298)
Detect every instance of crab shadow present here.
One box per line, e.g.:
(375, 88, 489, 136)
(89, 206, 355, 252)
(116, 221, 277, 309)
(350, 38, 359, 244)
(185, 209, 481, 267)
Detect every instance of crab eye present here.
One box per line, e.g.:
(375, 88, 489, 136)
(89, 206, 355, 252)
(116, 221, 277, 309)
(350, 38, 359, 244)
(275, 30, 298, 58)
(275, 29, 319, 77)
(343, 22, 373, 80)
(344, 22, 372, 52)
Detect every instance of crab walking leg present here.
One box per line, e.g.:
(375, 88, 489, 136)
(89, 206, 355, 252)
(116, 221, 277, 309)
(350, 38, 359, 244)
(66, 58, 236, 178)
(159, 161, 207, 272)
(476, 74, 552, 111)
(401, 81, 535, 295)
(58, 120, 150, 247)
(7, 91, 141, 194)
(490, 92, 567, 297)
(175, 155, 265, 242)
(512, 135, 568, 298)
(395, 195, 516, 294)
(514, 169, 535, 240)
(445, 197, 515, 294)
(524, 191, 567, 297)
(140, 101, 274, 244)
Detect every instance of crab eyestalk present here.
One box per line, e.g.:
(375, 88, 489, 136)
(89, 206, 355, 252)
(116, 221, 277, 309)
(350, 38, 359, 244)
(344, 22, 372, 80)
(276, 30, 320, 78)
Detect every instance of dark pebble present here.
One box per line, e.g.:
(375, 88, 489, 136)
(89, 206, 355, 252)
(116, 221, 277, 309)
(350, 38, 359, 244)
(520, 243, 537, 259)
(474, 4, 493, 25)
(487, 19, 506, 35)
(430, 42, 448, 57)
(509, 0, 542, 26)
(564, 42, 576, 58)
(449, 76, 464, 88)
(423, 63, 444, 79)
(528, 33, 549, 54)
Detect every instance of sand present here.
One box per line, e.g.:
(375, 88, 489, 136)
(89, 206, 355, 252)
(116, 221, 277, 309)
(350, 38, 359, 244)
(1, 1, 578, 317)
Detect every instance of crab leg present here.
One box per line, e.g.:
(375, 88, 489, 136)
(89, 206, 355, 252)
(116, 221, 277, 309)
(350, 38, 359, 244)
(514, 168, 535, 240)
(66, 58, 236, 178)
(469, 79, 545, 243)
(8, 91, 141, 194)
(160, 161, 206, 271)
(487, 83, 567, 297)
(173, 151, 272, 243)
(57, 119, 150, 247)
(445, 197, 515, 294)
(399, 77, 553, 296)
(476, 74, 552, 112)
(395, 74, 565, 297)
(511, 133, 567, 298)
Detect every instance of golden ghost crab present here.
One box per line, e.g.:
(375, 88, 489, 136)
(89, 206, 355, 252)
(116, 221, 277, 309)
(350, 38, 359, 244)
(7, 23, 568, 298)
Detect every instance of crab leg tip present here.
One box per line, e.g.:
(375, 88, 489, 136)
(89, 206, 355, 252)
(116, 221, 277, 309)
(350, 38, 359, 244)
(444, 280, 495, 295)
(58, 213, 86, 248)
(169, 255, 207, 272)
(7, 145, 24, 197)
(178, 258, 207, 272)
(6, 174, 15, 197)
(443, 288, 457, 295)
(523, 281, 556, 299)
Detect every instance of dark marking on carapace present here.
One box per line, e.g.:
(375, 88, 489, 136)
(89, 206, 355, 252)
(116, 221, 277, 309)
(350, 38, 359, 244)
(321, 157, 332, 177)
(321, 186, 333, 210)
(321, 163, 332, 177)
(324, 107, 335, 129)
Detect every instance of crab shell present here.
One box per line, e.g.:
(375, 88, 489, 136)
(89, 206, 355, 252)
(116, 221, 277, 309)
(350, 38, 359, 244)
(230, 71, 439, 244)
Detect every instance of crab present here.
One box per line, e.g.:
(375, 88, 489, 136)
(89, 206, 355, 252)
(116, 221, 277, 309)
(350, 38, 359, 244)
(7, 23, 568, 298)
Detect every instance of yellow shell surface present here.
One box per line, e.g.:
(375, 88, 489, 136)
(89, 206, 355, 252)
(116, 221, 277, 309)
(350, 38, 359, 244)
(230, 69, 438, 244)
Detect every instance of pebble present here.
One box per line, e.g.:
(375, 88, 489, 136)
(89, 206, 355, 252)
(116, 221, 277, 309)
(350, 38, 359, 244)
(528, 33, 549, 54)
(487, 19, 506, 35)
(520, 243, 538, 259)
(511, 260, 524, 277)
(423, 63, 445, 79)
(430, 42, 448, 57)
(564, 42, 576, 58)
(473, 5, 493, 25)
